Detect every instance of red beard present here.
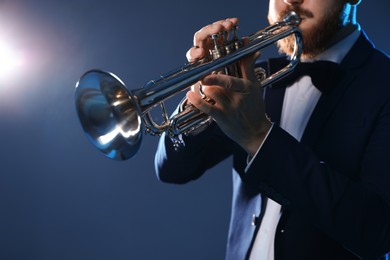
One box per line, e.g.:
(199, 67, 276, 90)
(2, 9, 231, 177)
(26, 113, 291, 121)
(274, 3, 346, 59)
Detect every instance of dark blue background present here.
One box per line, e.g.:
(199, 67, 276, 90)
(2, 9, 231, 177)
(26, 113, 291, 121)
(0, 1, 389, 259)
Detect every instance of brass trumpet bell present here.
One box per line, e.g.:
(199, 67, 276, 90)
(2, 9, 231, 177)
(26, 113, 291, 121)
(75, 70, 142, 160)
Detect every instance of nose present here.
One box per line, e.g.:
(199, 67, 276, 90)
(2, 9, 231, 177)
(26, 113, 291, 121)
(283, 0, 303, 5)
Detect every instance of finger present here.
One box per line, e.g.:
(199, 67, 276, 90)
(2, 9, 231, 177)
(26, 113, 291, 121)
(240, 51, 261, 81)
(186, 90, 218, 117)
(201, 74, 252, 93)
(186, 46, 207, 62)
(218, 18, 239, 31)
(193, 23, 224, 49)
(234, 37, 261, 81)
(193, 18, 240, 48)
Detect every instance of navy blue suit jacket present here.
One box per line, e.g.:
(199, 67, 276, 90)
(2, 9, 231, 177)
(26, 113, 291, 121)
(154, 31, 390, 259)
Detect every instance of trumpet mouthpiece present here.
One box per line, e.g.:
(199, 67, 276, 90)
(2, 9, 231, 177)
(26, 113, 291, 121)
(283, 11, 301, 26)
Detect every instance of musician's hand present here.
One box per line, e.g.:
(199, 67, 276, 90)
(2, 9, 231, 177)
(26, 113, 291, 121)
(187, 53, 271, 156)
(186, 18, 239, 63)
(185, 19, 271, 156)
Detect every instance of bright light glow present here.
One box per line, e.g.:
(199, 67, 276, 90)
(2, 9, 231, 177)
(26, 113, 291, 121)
(97, 117, 141, 146)
(0, 40, 24, 79)
(98, 127, 120, 146)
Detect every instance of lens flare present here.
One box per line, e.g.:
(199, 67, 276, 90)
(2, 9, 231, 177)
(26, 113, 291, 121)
(0, 40, 24, 80)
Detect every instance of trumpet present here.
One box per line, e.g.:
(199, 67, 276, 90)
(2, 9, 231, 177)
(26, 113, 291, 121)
(74, 11, 302, 160)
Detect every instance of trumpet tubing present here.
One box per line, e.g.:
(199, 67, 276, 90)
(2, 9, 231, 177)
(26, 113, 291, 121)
(75, 11, 302, 160)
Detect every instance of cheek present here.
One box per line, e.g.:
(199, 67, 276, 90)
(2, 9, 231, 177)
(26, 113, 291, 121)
(268, 0, 283, 23)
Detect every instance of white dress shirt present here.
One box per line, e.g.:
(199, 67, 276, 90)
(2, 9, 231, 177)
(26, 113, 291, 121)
(248, 28, 361, 260)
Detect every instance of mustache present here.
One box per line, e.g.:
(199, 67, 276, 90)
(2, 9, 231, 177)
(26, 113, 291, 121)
(281, 7, 314, 19)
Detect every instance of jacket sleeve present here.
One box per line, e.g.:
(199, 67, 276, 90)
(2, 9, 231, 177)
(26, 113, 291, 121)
(243, 113, 390, 259)
(154, 121, 233, 184)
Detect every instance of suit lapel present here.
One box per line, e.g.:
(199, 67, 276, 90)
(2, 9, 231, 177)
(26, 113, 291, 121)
(264, 58, 289, 124)
(299, 72, 356, 146)
(264, 86, 286, 124)
(300, 31, 375, 147)
(264, 31, 375, 147)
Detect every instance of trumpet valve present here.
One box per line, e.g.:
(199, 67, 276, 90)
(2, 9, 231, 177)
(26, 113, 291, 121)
(210, 33, 226, 60)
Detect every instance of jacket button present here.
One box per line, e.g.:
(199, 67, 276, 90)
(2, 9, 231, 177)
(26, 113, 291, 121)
(252, 214, 260, 226)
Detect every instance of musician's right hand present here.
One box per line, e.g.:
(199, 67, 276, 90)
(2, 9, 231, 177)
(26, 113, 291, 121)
(185, 18, 272, 157)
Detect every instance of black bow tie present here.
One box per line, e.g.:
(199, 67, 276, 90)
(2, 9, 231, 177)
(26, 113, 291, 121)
(269, 58, 343, 94)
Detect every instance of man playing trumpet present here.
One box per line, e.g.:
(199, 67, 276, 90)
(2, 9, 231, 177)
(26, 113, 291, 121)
(155, 0, 390, 259)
